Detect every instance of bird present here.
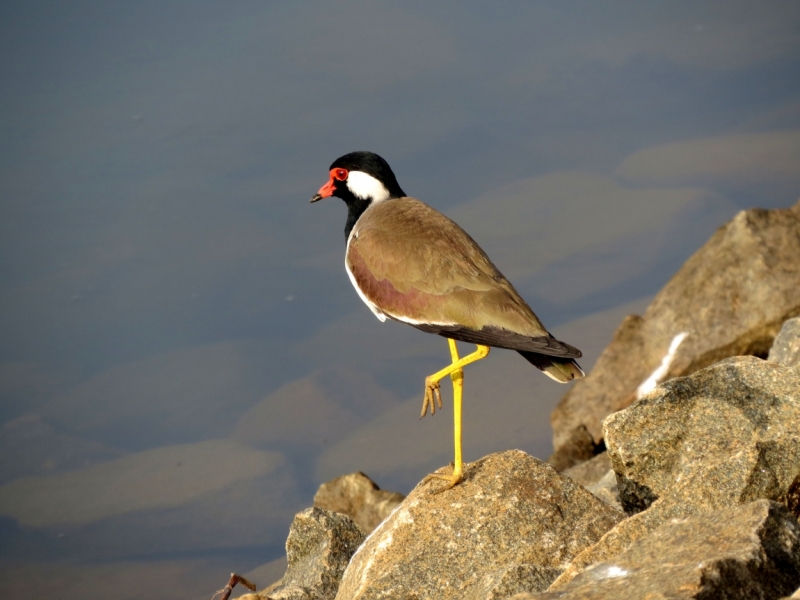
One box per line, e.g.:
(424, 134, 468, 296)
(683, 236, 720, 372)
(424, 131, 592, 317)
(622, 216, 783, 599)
(311, 151, 584, 491)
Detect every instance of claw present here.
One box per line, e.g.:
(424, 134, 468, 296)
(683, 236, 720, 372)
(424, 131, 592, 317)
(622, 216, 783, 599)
(423, 462, 464, 494)
(420, 377, 443, 418)
(417, 343, 490, 492)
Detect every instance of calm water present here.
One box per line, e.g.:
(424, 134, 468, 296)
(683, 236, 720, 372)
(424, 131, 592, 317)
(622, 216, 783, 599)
(1, 2, 799, 597)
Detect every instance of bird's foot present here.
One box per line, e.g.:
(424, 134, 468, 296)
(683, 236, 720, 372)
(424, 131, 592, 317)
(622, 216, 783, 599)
(423, 462, 464, 494)
(419, 376, 443, 418)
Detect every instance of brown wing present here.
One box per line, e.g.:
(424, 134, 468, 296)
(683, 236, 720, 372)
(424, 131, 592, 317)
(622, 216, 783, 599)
(346, 197, 581, 358)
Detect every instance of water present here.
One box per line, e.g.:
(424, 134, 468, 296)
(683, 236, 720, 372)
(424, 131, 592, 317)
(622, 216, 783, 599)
(1, 2, 799, 597)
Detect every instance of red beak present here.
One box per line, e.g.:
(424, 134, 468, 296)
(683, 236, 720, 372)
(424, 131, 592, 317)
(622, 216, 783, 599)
(310, 174, 336, 203)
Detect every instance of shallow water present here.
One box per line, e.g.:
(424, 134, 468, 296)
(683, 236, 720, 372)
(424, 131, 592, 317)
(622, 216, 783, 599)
(1, 2, 799, 597)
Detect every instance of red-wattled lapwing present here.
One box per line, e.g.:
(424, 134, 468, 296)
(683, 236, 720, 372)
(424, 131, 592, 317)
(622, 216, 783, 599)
(311, 151, 584, 491)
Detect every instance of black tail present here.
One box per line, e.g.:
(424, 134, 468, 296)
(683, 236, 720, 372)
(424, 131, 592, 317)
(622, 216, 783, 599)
(518, 351, 585, 383)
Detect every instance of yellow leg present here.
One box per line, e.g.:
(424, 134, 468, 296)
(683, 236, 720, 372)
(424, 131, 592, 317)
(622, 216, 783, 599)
(449, 339, 463, 485)
(421, 341, 490, 492)
(419, 342, 490, 418)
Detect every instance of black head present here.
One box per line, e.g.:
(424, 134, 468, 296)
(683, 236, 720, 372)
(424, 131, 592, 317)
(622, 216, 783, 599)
(310, 151, 406, 205)
(310, 151, 407, 242)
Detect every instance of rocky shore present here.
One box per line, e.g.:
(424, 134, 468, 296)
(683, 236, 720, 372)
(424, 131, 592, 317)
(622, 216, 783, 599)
(236, 200, 800, 600)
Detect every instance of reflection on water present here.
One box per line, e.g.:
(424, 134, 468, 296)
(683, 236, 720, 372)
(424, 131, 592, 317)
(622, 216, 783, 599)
(1, 2, 799, 598)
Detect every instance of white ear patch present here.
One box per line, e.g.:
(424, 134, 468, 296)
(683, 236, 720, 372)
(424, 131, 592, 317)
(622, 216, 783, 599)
(347, 171, 391, 203)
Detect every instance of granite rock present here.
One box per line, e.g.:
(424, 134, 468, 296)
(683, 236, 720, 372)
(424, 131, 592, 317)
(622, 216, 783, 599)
(547, 425, 604, 471)
(464, 564, 562, 600)
(769, 316, 800, 368)
(562, 452, 612, 489)
(253, 507, 365, 600)
(584, 470, 622, 512)
(551, 356, 800, 587)
(551, 201, 800, 456)
(563, 452, 621, 512)
(261, 587, 312, 600)
(335, 450, 624, 600)
(313, 472, 404, 535)
(605, 356, 800, 513)
(518, 500, 800, 599)
(548, 499, 672, 588)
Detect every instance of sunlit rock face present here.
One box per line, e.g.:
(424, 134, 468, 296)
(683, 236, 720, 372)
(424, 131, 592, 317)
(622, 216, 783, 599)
(236, 347, 800, 600)
(549, 355, 800, 590)
(551, 200, 800, 465)
(605, 356, 800, 514)
(334, 450, 623, 600)
(517, 501, 800, 600)
(265, 508, 365, 600)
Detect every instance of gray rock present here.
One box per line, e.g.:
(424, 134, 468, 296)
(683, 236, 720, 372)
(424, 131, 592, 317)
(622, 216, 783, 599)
(263, 587, 313, 600)
(464, 564, 562, 600)
(521, 500, 800, 599)
(549, 499, 671, 587)
(551, 356, 800, 587)
(585, 470, 622, 512)
(769, 316, 800, 368)
(562, 452, 622, 512)
(313, 472, 404, 534)
(265, 507, 365, 600)
(606, 356, 800, 514)
(547, 425, 603, 471)
(551, 201, 800, 457)
(562, 452, 612, 489)
(335, 450, 624, 600)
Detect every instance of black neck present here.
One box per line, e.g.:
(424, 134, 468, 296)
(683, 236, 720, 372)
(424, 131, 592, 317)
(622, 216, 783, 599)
(344, 197, 372, 242)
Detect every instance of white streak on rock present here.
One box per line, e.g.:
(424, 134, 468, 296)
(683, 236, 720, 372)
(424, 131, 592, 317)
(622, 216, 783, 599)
(589, 564, 629, 580)
(636, 332, 689, 399)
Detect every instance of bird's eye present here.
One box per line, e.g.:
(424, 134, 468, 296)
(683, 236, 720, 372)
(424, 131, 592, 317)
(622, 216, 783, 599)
(333, 168, 348, 181)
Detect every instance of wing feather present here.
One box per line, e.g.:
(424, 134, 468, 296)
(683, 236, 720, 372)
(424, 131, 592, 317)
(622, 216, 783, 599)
(346, 197, 580, 357)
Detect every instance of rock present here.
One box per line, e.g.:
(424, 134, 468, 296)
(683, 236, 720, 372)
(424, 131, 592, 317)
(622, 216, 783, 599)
(606, 356, 800, 513)
(238, 557, 289, 599)
(547, 425, 603, 471)
(585, 470, 622, 512)
(551, 201, 800, 455)
(769, 316, 800, 368)
(562, 452, 612, 488)
(335, 450, 624, 600)
(787, 474, 800, 520)
(518, 500, 800, 599)
(313, 472, 404, 534)
(464, 564, 562, 600)
(550, 356, 800, 587)
(253, 507, 365, 600)
(259, 587, 312, 600)
(563, 452, 621, 512)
